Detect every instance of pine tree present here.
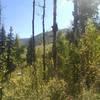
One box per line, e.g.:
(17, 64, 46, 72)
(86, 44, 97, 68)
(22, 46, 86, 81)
(0, 26, 6, 54)
(14, 35, 25, 67)
(6, 27, 15, 76)
(0, 26, 6, 100)
(26, 37, 34, 65)
(0, 26, 6, 70)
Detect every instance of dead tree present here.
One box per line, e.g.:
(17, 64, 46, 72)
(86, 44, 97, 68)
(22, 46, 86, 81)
(73, 0, 79, 43)
(36, 0, 46, 79)
(0, 0, 2, 29)
(42, 0, 46, 79)
(52, 0, 58, 75)
(32, 0, 36, 64)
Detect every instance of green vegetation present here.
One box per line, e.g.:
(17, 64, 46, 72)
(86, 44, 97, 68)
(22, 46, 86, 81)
(0, 19, 99, 100)
(0, 0, 100, 100)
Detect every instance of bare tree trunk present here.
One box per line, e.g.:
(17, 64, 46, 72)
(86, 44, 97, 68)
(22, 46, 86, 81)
(0, 7, 3, 100)
(32, 0, 37, 90)
(52, 0, 58, 75)
(0, 0, 2, 29)
(32, 0, 36, 63)
(0, 88, 2, 100)
(43, 0, 46, 79)
(73, 0, 79, 43)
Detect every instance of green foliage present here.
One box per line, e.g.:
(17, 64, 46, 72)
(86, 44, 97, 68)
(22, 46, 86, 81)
(66, 19, 100, 98)
(56, 32, 69, 77)
(14, 35, 25, 67)
(0, 17, 100, 100)
(78, 0, 100, 19)
(72, 0, 100, 34)
(0, 26, 6, 54)
(0, 26, 7, 82)
(26, 37, 35, 65)
(6, 27, 16, 73)
(78, 89, 100, 100)
(42, 78, 67, 100)
(0, 0, 99, 99)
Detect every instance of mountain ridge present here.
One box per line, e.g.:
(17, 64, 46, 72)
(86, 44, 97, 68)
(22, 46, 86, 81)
(20, 28, 69, 46)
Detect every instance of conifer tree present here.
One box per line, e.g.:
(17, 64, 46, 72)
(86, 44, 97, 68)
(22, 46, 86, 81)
(0, 26, 6, 54)
(0, 26, 6, 71)
(14, 35, 25, 67)
(0, 26, 6, 100)
(6, 27, 15, 76)
(26, 37, 33, 65)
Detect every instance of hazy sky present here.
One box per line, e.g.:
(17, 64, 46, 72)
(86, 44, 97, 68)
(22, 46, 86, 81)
(2, 0, 73, 38)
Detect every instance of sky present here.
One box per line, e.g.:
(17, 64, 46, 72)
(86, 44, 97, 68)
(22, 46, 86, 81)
(2, 0, 74, 38)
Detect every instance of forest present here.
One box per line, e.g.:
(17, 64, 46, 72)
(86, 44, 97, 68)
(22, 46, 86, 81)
(0, 0, 100, 100)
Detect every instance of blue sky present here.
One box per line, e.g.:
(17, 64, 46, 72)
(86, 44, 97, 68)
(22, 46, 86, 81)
(2, 0, 73, 38)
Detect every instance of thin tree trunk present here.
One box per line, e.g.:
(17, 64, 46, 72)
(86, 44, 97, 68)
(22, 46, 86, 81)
(43, 0, 46, 79)
(32, 0, 36, 63)
(0, 0, 1, 29)
(0, 88, 2, 100)
(52, 0, 58, 75)
(73, 0, 79, 43)
(0, 87, 2, 100)
(32, 0, 37, 90)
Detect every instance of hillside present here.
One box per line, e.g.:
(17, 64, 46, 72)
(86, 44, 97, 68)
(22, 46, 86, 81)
(20, 28, 68, 46)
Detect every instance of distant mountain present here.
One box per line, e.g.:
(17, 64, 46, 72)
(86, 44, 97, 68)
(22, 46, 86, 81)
(20, 38, 30, 46)
(20, 28, 69, 46)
